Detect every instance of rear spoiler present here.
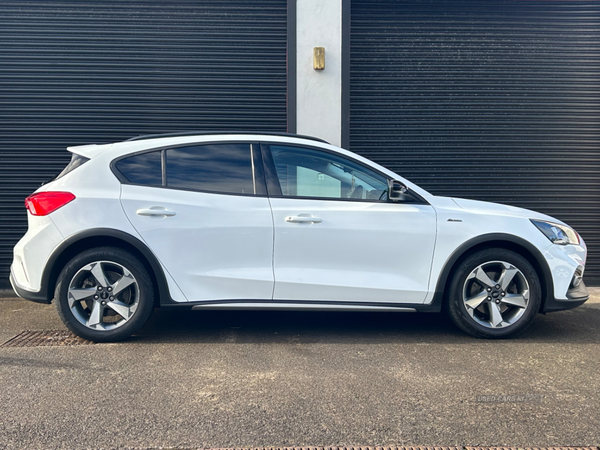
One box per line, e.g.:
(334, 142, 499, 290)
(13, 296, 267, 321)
(66, 143, 112, 159)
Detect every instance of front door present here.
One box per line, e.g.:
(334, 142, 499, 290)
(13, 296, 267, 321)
(264, 144, 436, 304)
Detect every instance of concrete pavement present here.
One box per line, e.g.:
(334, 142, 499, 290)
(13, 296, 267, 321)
(0, 289, 599, 449)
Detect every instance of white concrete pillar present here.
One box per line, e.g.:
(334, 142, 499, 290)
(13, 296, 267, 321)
(296, 0, 342, 146)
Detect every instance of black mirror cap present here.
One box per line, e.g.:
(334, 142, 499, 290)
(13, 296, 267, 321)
(389, 179, 408, 201)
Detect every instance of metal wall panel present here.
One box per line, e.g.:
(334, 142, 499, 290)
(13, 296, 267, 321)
(350, 0, 600, 284)
(0, 0, 287, 289)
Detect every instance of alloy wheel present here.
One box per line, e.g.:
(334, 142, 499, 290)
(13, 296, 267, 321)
(67, 261, 140, 331)
(462, 260, 530, 329)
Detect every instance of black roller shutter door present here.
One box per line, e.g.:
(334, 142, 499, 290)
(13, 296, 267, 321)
(350, 0, 600, 284)
(0, 0, 287, 289)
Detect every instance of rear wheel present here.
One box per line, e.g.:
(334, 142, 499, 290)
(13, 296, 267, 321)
(55, 247, 155, 342)
(446, 248, 541, 338)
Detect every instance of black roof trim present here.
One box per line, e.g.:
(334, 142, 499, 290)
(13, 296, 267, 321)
(125, 131, 330, 144)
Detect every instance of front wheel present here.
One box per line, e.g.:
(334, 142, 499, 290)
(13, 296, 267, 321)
(446, 248, 542, 339)
(55, 247, 155, 342)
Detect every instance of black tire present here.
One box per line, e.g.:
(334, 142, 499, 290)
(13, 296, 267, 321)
(55, 246, 155, 342)
(446, 248, 542, 339)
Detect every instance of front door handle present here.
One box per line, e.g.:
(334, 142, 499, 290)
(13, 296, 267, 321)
(285, 214, 322, 224)
(136, 207, 176, 217)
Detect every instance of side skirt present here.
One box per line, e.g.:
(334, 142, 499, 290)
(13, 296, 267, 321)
(160, 299, 446, 313)
(192, 302, 416, 312)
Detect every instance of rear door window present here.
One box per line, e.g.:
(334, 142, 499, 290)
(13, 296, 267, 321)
(165, 143, 256, 195)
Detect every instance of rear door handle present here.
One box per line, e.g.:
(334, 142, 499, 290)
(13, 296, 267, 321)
(285, 214, 322, 224)
(136, 207, 176, 217)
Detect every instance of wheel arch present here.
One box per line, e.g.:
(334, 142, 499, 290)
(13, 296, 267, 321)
(433, 233, 553, 312)
(42, 228, 170, 307)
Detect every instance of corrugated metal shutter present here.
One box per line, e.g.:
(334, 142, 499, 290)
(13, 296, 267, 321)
(0, 0, 287, 289)
(350, 0, 600, 284)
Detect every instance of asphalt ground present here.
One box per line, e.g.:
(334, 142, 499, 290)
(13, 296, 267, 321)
(0, 288, 599, 450)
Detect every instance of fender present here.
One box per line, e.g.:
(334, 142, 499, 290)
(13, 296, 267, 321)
(40, 228, 172, 305)
(426, 233, 554, 312)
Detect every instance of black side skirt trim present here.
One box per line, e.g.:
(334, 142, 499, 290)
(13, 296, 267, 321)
(160, 298, 443, 312)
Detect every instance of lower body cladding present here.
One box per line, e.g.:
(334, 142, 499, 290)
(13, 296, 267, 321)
(543, 280, 589, 312)
(188, 301, 417, 312)
(164, 285, 589, 314)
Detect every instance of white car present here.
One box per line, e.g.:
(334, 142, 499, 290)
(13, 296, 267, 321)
(10, 133, 589, 341)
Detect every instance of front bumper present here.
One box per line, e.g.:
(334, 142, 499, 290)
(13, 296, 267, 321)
(543, 280, 589, 313)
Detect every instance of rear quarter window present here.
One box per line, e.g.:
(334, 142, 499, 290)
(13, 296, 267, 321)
(54, 153, 90, 181)
(115, 151, 162, 186)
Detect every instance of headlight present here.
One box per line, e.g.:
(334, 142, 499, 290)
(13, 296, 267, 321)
(530, 219, 580, 245)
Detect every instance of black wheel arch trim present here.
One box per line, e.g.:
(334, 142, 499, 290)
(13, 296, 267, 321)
(428, 233, 555, 313)
(40, 228, 173, 305)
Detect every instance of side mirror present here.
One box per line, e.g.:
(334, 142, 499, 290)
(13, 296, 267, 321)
(388, 180, 409, 201)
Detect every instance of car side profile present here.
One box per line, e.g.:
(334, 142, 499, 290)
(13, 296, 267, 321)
(10, 133, 589, 342)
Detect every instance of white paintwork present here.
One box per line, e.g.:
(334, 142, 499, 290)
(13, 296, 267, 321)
(425, 195, 587, 302)
(270, 198, 436, 303)
(296, 0, 342, 146)
(544, 242, 587, 299)
(11, 133, 587, 314)
(11, 215, 63, 292)
(121, 185, 274, 302)
(67, 143, 112, 158)
(15, 148, 187, 301)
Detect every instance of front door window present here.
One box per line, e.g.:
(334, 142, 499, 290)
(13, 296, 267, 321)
(269, 145, 389, 201)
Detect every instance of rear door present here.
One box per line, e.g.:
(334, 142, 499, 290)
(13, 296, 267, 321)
(116, 142, 274, 302)
(264, 143, 437, 304)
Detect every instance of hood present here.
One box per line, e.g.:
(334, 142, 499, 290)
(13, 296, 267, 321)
(448, 197, 563, 224)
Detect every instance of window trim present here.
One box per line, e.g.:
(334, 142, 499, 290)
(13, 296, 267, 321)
(260, 142, 428, 204)
(110, 140, 268, 197)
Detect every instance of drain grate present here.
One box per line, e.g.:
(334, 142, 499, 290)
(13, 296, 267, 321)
(1, 330, 94, 347)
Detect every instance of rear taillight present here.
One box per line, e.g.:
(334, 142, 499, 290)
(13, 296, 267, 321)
(25, 192, 76, 216)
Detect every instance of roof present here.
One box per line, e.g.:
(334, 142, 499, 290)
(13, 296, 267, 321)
(125, 131, 330, 144)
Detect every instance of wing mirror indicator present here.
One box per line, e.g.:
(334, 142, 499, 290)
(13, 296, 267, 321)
(388, 180, 408, 201)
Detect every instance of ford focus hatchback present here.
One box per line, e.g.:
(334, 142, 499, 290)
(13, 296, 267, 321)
(10, 133, 589, 341)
